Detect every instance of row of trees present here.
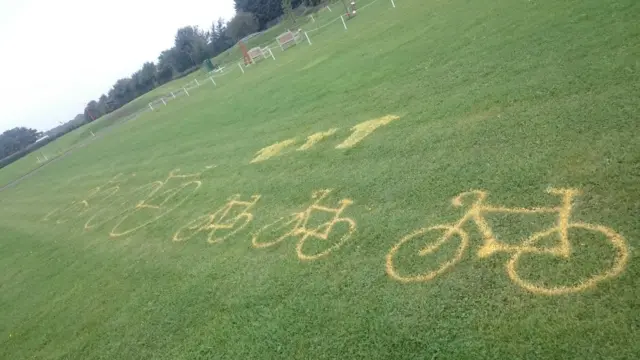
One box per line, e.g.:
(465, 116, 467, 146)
(0, 118, 88, 169)
(80, 0, 321, 123)
(1, 0, 326, 167)
(0, 128, 41, 160)
(234, 0, 328, 29)
(82, 21, 235, 123)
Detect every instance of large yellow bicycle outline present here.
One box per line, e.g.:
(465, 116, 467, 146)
(251, 189, 356, 261)
(172, 194, 261, 244)
(385, 188, 629, 295)
(107, 168, 206, 237)
(43, 174, 127, 224)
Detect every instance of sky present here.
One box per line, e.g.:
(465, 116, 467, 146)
(0, 0, 235, 132)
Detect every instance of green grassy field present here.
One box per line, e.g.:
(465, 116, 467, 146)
(0, 3, 339, 189)
(1, 0, 639, 358)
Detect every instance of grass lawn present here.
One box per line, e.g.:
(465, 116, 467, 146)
(0, 0, 639, 359)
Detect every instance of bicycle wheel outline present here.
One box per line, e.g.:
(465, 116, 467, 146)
(385, 225, 469, 283)
(296, 217, 356, 261)
(109, 180, 202, 238)
(208, 212, 254, 244)
(251, 214, 303, 249)
(172, 213, 213, 242)
(506, 222, 629, 295)
(44, 200, 89, 224)
(44, 174, 128, 224)
(84, 181, 162, 231)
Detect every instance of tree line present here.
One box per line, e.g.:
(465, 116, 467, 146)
(1, 0, 324, 168)
(81, 0, 321, 124)
(0, 128, 41, 160)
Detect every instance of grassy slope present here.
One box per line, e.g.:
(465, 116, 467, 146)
(212, 15, 312, 66)
(0, 129, 94, 188)
(1, 0, 639, 359)
(0, 4, 334, 188)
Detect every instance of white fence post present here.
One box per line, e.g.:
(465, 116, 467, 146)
(161, 98, 167, 106)
(391, 0, 396, 8)
(310, 14, 315, 22)
(171, 91, 176, 98)
(194, 79, 200, 86)
(183, 87, 190, 96)
(268, 48, 276, 60)
(238, 63, 245, 74)
(341, 15, 348, 30)
(209, 76, 217, 86)
(326, 5, 331, 11)
(304, 31, 312, 45)
(148, 103, 154, 111)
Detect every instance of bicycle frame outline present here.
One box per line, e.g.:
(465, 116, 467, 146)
(252, 189, 356, 261)
(109, 168, 206, 238)
(443, 188, 577, 259)
(44, 173, 127, 224)
(386, 187, 629, 295)
(291, 189, 353, 239)
(172, 194, 261, 244)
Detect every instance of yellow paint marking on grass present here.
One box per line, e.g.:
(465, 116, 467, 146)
(386, 188, 629, 295)
(43, 173, 126, 224)
(251, 138, 297, 163)
(297, 128, 338, 151)
(173, 194, 261, 244)
(252, 189, 356, 261)
(108, 169, 205, 238)
(336, 115, 400, 149)
(507, 221, 629, 295)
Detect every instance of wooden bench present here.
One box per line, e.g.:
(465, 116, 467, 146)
(277, 30, 301, 51)
(248, 47, 264, 63)
(261, 47, 275, 60)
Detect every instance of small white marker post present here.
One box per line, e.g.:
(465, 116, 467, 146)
(209, 76, 217, 86)
(90, 130, 95, 137)
(238, 63, 245, 74)
(326, 5, 331, 11)
(148, 103, 154, 111)
(183, 87, 190, 96)
(268, 48, 276, 60)
(310, 14, 315, 22)
(305, 31, 312, 45)
(161, 98, 167, 106)
(194, 79, 200, 86)
(391, 0, 396, 8)
(341, 15, 348, 30)
(171, 91, 176, 99)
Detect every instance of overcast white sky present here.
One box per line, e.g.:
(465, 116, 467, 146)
(0, 0, 235, 132)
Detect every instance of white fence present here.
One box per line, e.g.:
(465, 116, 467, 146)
(145, 0, 396, 112)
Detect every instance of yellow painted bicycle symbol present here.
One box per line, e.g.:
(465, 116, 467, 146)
(173, 195, 261, 244)
(43, 174, 126, 224)
(109, 169, 204, 238)
(252, 189, 356, 261)
(386, 188, 629, 295)
(81, 168, 209, 236)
